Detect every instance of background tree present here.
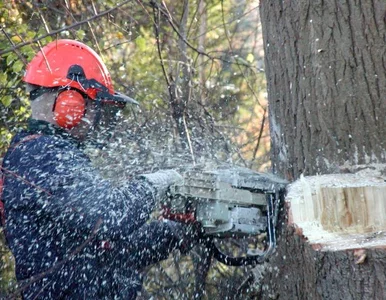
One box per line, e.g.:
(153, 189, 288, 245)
(259, 1, 386, 299)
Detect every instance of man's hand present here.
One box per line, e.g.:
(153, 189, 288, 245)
(139, 169, 183, 199)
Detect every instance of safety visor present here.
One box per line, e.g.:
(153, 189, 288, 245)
(103, 91, 139, 108)
(66, 64, 139, 107)
(29, 64, 139, 107)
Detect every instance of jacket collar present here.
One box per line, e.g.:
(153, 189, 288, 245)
(26, 119, 79, 145)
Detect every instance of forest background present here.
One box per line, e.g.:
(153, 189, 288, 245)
(0, 1, 268, 298)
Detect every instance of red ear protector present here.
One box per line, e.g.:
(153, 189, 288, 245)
(53, 89, 86, 129)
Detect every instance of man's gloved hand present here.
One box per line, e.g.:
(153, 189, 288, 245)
(138, 169, 183, 200)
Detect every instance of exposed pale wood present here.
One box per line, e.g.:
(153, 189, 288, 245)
(287, 166, 386, 251)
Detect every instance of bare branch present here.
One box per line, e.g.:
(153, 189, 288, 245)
(152, 3, 171, 91)
(33, 2, 51, 34)
(150, 1, 252, 69)
(0, 0, 133, 56)
(0, 27, 27, 65)
(250, 108, 267, 167)
(183, 114, 196, 165)
(220, 1, 264, 109)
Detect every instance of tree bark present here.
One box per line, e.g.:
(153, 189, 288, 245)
(261, 0, 386, 180)
(259, 1, 386, 299)
(261, 226, 386, 300)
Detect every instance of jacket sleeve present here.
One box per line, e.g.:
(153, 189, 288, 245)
(3, 135, 157, 240)
(116, 220, 199, 270)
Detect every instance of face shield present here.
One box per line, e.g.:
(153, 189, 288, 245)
(85, 99, 136, 148)
(64, 64, 139, 146)
(97, 102, 125, 131)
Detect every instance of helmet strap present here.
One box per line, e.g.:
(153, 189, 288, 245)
(93, 97, 103, 129)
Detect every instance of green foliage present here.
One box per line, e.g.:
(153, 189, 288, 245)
(0, 3, 35, 154)
(0, 230, 17, 296)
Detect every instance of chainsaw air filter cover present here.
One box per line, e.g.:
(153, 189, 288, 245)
(169, 166, 287, 238)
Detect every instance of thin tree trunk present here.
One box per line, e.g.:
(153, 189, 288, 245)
(198, 0, 207, 104)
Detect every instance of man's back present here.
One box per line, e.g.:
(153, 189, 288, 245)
(2, 120, 151, 299)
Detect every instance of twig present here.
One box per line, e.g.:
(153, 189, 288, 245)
(152, 1, 194, 154)
(0, 27, 27, 65)
(87, 21, 104, 60)
(220, 1, 264, 109)
(36, 40, 52, 73)
(0, 166, 52, 196)
(86, 3, 105, 59)
(90, 0, 98, 15)
(152, 1, 207, 58)
(33, 2, 51, 34)
(250, 108, 267, 168)
(182, 114, 195, 165)
(152, 4, 171, 90)
(0, 0, 132, 56)
(152, 3, 175, 114)
(150, 1, 251, 69)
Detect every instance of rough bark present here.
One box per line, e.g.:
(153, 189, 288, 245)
(259, 1, 386, 299)
(261, 0, 386, 180)
(261, 226, 386, 300)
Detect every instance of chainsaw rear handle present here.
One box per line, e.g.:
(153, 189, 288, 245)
(203, 193, 277, 266)
(163, 192, 280, 266)
(206, 239, 265, 266)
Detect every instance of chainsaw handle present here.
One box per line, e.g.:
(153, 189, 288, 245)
(162, 210, 266, 266)
(204, 239, 265, 266)
(205, 193, 278, 266)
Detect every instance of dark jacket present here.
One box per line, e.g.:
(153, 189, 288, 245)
(2, 119, 190, 299)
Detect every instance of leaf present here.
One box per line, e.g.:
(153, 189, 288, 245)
(76, 29, 86, 40)
(116, 32, 124, 40)
(6, 53, 17, 66)
(11, 35, 21, 43)
(135, 36, 147, 52)
(12, 60, 24, 73)
(26, 30, 36, 39)
(20, 45, 35, 61)
(1, 95, 13, 107)
(40, 36, 52, 45)
(246, 53, 255, 63)
(234, 56, 250, 65)
(0, 71, 7, 84)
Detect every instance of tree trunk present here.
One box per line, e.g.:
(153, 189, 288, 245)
(261, 0, 386, 180)
(259, 1, 386, 299)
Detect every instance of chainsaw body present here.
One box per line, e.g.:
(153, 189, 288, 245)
(165, 166, 287, 265)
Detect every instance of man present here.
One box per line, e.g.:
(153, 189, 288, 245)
(1, 39, 199, 299)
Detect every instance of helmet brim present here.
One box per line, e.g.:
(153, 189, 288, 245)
(112, 92, 139, 106)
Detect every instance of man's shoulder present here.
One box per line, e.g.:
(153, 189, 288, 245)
(3, 132, 91, 180)
(6, 131, 85, 166)
(11, 131, 76, 151)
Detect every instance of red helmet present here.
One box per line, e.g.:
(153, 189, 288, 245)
(23, 39, 138, 105)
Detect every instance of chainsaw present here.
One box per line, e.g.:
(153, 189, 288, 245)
(163, 166, 287, 266)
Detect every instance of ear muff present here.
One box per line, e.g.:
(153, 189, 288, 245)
(53, 90, 86, 129)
